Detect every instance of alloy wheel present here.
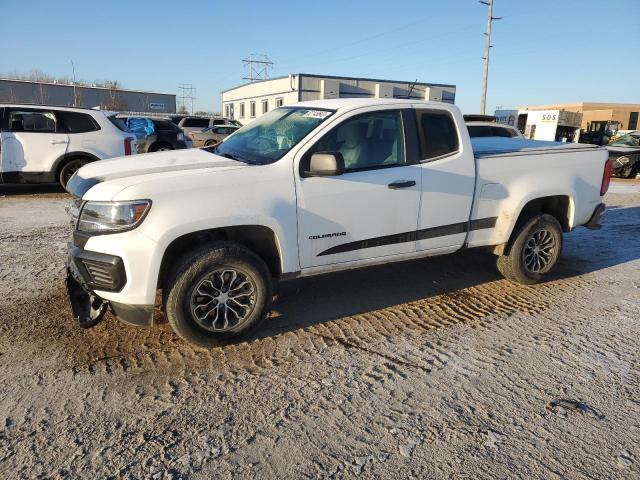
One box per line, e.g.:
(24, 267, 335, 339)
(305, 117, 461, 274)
(190, 268, 257, 332)
(522, 228, 556, 273)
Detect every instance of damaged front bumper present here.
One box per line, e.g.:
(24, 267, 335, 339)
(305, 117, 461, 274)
(65, 269, 109, 328)
(66, 244, 154, 328)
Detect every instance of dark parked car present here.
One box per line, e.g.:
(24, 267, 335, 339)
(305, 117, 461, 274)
(124, 117, 192, 152)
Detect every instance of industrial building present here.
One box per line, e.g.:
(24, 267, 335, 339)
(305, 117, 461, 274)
(495, 108, 583, 142)
(0, 78, 176, 113)
(221, 73, 456, 124)
(517, 102, 640, 132)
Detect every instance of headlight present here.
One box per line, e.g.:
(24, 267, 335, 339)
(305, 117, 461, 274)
(77, 200, 151, 233)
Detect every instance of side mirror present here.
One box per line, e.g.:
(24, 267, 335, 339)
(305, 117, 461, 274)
(304, 152, 345, 177)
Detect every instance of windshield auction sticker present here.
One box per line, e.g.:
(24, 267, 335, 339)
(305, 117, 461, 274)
(302, 110, 332, 119)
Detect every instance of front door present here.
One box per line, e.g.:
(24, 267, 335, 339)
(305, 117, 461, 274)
(296, 108, 422, 269)
(4, 108, 69, 176)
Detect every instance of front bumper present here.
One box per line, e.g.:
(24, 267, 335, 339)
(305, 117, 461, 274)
(66, 244, 154, 328)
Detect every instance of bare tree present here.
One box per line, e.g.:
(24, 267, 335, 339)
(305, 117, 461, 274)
(101, 80, 128, 111)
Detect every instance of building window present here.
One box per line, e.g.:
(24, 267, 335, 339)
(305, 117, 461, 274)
(629, 112, 638, 131)
(262, 99, 268, 114)
(276, 97, 284, 108)
(250, 101, 256, 118)
(224, 104, 230, 118)
(239, 103, 245, 118)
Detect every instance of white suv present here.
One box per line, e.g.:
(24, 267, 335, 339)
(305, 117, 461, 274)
(0, 104, 136, 188)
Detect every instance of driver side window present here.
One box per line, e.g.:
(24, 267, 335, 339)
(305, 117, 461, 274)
(309, 110, 405, 171)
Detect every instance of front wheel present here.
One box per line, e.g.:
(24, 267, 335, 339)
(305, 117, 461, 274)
(204, 140, 218, 147)
(164, 243, 272, 348)
(496, 214, 563, 285)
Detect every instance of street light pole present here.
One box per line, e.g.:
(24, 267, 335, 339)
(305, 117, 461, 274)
(71, 60, 78, 107)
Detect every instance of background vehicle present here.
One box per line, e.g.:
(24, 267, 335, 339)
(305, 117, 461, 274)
(123, 117, 192, 152)
(607, 135, 640, 178)
(189, 124, 239, 147)
(466, 121, 524, 138)
(65, 99, 610, 347)
(579, 120, 620, 145)
(0, 104, 135, 188)
(177, 116, 241, 135)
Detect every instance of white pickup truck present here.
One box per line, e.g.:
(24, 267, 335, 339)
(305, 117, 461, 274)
(65, 99, 610, 347)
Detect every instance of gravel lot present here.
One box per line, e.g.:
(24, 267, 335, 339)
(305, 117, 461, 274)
(1, 181, 639, 479)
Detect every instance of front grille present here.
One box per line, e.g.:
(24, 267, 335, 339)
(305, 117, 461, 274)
(82, 259, 116, 289)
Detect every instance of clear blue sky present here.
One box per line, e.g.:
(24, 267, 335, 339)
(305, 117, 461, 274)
(2, 0, 639, 113)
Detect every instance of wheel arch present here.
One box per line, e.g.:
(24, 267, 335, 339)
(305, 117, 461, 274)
(53, 151, 101, 180)
(158, 225, 284, 289)
(498, 194, 573, 256)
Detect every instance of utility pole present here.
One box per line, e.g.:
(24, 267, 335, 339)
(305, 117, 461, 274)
(242, 54, 273, 82)
(71, 60, 78, 107)
(480, 0, 501, 115)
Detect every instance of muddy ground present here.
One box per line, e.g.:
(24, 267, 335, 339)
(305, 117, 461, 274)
(0, 181, 639, 479)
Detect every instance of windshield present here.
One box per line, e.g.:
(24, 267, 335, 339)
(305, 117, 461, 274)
(609, 134, 640, 147)
(208, 107, 334, 164)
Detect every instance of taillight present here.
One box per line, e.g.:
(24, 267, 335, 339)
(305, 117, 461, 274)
(600, 158, 612, 196)
(124, 137, 134, 155)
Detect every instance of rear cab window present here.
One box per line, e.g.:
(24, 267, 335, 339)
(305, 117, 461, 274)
(417, 110, 460, 160)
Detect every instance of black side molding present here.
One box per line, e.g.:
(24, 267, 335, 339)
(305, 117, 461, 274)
(318, 217, 498, 256)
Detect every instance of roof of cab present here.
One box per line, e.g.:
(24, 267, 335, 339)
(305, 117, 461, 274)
(292, 98, 457, 112)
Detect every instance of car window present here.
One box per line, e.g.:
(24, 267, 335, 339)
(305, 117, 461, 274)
(58, 111, 99, 133)
(309, 110, 405, 171)
(153, 120, 178, 132)
(212, 107, 334, 165)
(212, 119, 225, 126)
(9, 110, 58, 133)
(491, 126, 517, 137)
(107, 115, 128, 132)
(418, 111, 459, 159)
(467, 125, 492, 138)
(183, 118, 209, 128)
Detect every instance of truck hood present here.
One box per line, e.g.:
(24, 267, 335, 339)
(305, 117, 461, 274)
(67, 148, 247, 198)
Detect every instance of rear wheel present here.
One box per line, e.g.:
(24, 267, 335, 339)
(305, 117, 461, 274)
(164, 242, 272, 348)
(59, 158, 89, 190)
(496, 214, 563, 285)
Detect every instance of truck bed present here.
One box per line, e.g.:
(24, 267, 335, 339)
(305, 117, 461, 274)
(471, 137, 602, 159)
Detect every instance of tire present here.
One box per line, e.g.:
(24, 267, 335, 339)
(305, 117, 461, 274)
(59, 158, 89, 190)
(496, 214, 563, 285)
(204, 140, 218, 147)
(164, 242, 272, 348)
(150, 143, 173, 152)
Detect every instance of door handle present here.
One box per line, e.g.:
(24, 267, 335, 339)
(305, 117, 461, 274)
(388, 180, 416, 190)
(49, 140, 68, 144)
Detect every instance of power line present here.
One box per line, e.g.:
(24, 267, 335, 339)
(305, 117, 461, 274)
(480, 0, 502, 114)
